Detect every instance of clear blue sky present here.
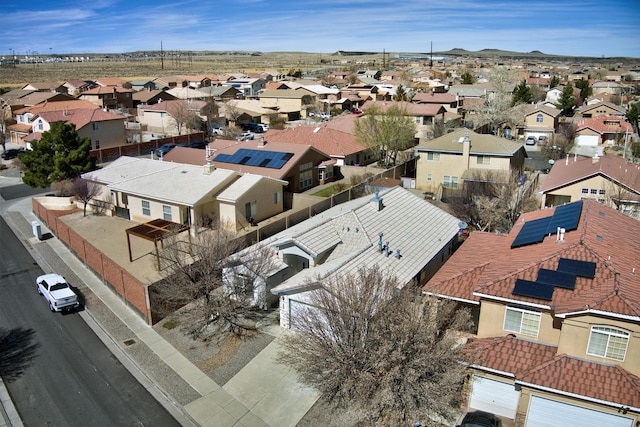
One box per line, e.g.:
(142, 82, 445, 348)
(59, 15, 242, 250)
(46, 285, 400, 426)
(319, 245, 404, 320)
(1, 0, 639, 58)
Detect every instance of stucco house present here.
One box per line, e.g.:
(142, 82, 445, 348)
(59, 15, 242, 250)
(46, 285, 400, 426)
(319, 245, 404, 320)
(223, 186, 463, 317)
(521, 105, 562, 142)
(423, 199, 640, 427)
(574, 115, 633, 149)
(81, 156, 286, 231)
(578, 101, 627, 118)
(24, 108, 127, 150)
(413, 128, 527, 195)
(259, 89, 316, 118)
(164, 139, 336, 194)
(264, 114, 376, 166)
(79, 86, 135, 110)
(360, 99, 449, 140)
(539, 154, 640, 217)
(136, 100, 206, 136)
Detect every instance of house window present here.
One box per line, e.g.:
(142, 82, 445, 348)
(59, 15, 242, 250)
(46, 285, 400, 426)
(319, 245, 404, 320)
(274, 191, 280, 204)
(232, 274, 254, 298)
(300, 161, 313, 171)
(536, 113, 544, 123)
(162, 205, 172, 221)
(599, 189, 605, 195)
(318, 169, 324, 181)
(581, 188, 589, 194)
(142, 200, 150, 216)
(477, 156, 490, 165)
(427, 152, 440, 161)
(299, 170, 313, 189)
(121, 193, 128, 205)
(443, 176, 450, 188)
(427, 173, 432, 181)
(92, 123, 99, 130)
(590, 189, 598, 194)
(38, 120, 44, 131)
(245, 200, 257, 219)
(94, 140, 100, 150)
(587, 326, 629, 361)
(451, 176, 459, 189)
(504, 306, 541, 337)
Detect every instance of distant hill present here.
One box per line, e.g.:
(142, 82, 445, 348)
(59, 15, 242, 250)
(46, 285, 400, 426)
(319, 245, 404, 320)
(433, 48, 634, 61)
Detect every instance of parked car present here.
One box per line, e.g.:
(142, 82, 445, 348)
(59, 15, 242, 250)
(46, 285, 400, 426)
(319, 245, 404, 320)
(525, 136, 537, 145)
(457, 410, 502, 427)
(237, 131, 254, 141)
(1, 148, 25, 160)
(36, 273, 80, 313)
(537, 135, 548, 145)
(154, 143, 179, 157)
(186, 141, 208, 149)
(245, 123, 268, 133)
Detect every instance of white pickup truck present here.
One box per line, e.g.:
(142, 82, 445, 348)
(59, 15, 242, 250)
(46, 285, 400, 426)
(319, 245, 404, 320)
(36, 273, 80, 312)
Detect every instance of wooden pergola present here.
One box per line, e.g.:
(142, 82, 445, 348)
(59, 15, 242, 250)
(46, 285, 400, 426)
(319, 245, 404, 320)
(126, 219, 191, 271)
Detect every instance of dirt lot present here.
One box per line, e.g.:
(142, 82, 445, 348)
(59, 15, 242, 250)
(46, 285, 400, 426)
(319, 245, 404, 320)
(0, 51, 384, 86)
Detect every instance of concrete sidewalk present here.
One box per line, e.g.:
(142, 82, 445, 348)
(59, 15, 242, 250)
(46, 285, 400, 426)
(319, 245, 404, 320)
(0, 176, 318, 427)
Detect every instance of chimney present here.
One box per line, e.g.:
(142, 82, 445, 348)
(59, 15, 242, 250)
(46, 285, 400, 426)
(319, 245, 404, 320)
(370, 190, 383, 211)
(203, 163, 216, 174)
(259, 137, 266, 146)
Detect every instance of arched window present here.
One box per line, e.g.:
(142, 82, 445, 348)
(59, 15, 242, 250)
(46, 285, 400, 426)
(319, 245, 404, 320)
(536, 113, 544, 123)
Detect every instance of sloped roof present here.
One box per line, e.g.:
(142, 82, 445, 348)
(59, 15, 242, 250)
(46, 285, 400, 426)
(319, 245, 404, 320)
(412, 92, 457, 104)
(260, 89, 311, 99)
(132, 90, 176, 103)
(15, 99, 98, 115)
(575, 115, 633, 134)
(415, 128, 525, 157)
(86, 157, 240, 206)
(264, 118, 366, 158)
(580, 101, 627, 116)
(164, 140, 329, 181)
(361, 100, 446, 116)
(424, 199, 640, 318)
(82, 86, 134, 95)
(540, 155, 640, 197)
(466, 335, 640, 409)
(38, 108, 125, 129)
(266, 186, 462, 294)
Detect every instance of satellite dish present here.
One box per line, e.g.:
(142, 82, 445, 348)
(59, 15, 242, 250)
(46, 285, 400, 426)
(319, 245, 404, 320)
(458, 221, 468, 229)
(548, 159, 555, 164)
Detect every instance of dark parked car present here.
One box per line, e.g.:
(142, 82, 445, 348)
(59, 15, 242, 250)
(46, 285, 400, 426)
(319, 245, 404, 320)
(457, 410, 502, 427)
(154, 143, 179, 157)
(185, 141, 208, 149)
(1, 148, 25, 160)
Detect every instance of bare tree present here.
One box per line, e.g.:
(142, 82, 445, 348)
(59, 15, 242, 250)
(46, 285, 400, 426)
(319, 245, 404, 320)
(355, 103, 416, 166)
(73, 177, 101, 217)
(167, 100, 201, 135)
(222, 100, 244, 128)
(0, 327, 40, 382)
(474, 67, 516, 134)
(278, 266, 473, 426)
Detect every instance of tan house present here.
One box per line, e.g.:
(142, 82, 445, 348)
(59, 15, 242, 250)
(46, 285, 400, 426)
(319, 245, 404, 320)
(81, 156, 286, 231)
(414, 128, 527, 195)
(360, 100, 449, 140)
(24, 108, 127, 150)
(258, 89, 316, 118)
(539, 154, 640, 217)
(79, 86, 135, 110)
(578, 101, 627, 118)
(520, 105, 561, 141)
(424, 199, 640, 426)
(574, 115, 633, 148)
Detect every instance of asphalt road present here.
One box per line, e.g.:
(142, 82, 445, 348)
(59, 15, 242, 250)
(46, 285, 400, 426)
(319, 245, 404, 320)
(0, 215, 181, 427)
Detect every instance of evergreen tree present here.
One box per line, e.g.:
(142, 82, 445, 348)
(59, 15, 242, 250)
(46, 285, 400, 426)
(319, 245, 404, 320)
(393, 84, 409, 101)
(550, 75, 561, 88)
(21, 121, 96, 188)
(461, 71, 474, 84)
(574, 79, 593, 101)
(626, 102, 639, 134)
(556, 83, 576, 116)
(512, 79, 533, 106)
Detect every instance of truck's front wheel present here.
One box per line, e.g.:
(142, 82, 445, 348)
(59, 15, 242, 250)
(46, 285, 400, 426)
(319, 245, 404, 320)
(49, 302, 55, 312)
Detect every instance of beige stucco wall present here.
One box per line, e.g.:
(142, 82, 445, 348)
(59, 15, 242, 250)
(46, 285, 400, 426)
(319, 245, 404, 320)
(415, 149, 515, 193)
(542, 174, 615, 208)
(126, 195, 184, 224)
(137, 109, 177, 135)
(557, 314, 640, 376)
(78, 119, 126, 150)
(218, 179, 283, 230)
(476, 299, 561, 346)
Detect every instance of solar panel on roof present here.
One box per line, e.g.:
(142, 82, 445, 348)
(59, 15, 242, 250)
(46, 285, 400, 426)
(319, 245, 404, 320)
(511, 217, 552, 248)
(512, 279, 555, 301)
(536, 268, 577, 289)
(214, 148, 295, 169)
(546, 200, 582, 233)
(557, 258, 596, 278)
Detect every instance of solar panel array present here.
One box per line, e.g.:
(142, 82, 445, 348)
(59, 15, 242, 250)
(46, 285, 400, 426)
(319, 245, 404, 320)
(511, 200, 583, 249)
(557, 258, 596, 278)
(513, 279, 555, 301)
(214, 148, 295, 169)
(536, 268, 577, 289)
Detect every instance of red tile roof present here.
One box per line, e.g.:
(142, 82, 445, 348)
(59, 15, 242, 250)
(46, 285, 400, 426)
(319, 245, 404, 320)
(412, 92, 457, 104)
(38, 108, 125, 130)
(424, 199, 640, 317)
(575, 114, 633, 135)
(466, 336, 640, 408)
(15, 100, 98, 115)
(264, 117, 366, 158)
(361, 100, 446, 116)
(540, 155, 640, 198)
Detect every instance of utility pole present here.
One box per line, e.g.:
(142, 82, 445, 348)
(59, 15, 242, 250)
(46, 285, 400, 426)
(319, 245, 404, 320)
(161, 41, 164, 70)
(430, 41, 433, 69)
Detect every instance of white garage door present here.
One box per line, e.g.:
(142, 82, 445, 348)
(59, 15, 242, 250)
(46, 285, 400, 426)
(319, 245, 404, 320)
(575, 134, 599, 146)
(469, 377, 520, 419)
(525, 396, 633, 427)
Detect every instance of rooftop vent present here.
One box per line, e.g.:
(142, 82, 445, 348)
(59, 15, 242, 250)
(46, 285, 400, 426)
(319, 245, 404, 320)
(370, 190, 383, 211)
